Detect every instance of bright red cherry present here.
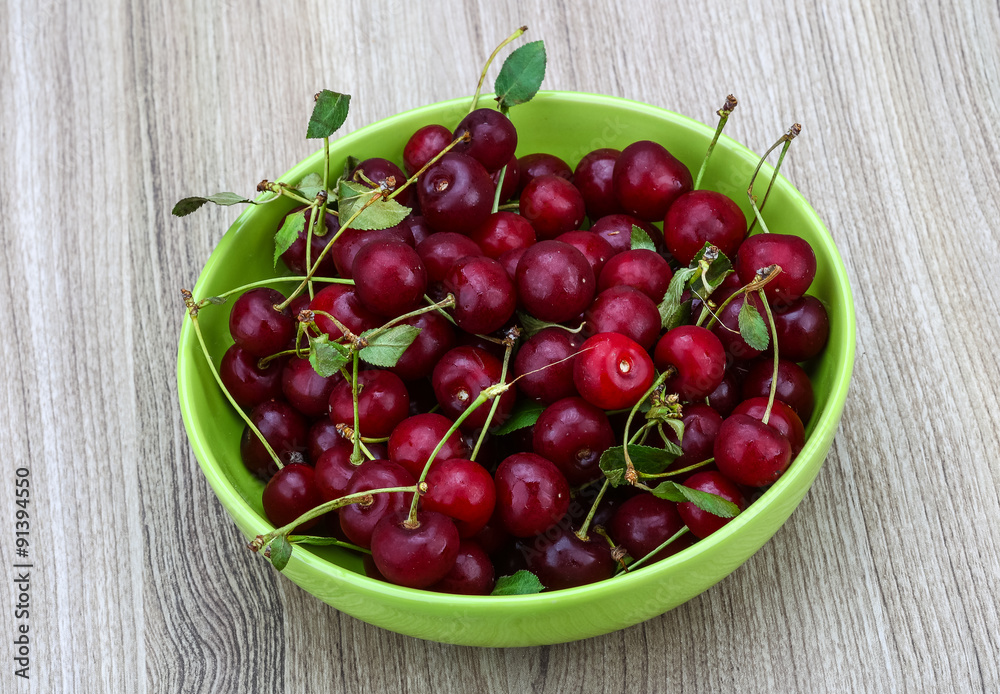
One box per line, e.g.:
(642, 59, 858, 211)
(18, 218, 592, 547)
(423, 458, 496, 537)
(338, 460, 415, 549)
(387, 413, 470, 479)
(468, 211, 536, 259)
(328, 370, 410, 439)
(597, 249, 673, 303)
(370, 510, 460, 589)
(612, 140, 692, 222)
(517, 152, 572, 191)
(573, 333, 655, 410)
(653, 326, 727, 400)
(735, 233, 817, 305)
(519, 174, 587, 240)
(431, 346, 516, 430)
(308, 284, 381, 341)
(663, 190, 747, 265)
(714, 414, 792, 487)
(732, 397, 806, 456)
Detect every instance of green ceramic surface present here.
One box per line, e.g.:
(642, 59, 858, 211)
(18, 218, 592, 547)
(176, 91, 856, 647)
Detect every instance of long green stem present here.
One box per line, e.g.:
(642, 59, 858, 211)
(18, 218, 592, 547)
(759, 289, 780, 425)
(470, 340, 514, 461)
(617, 526, 690, 574)
(196, 276, 351, 306)
(747, 128, 798, 234)
(746, 124, 801, 236)
(639, 457, 714, 479)
(469, 26, 527, 113)
(286, 535, 371, 554)
(387, 132, 470, 202)
(575, 480, 610, 541)
(702, 265, 782, 330)
(350, 351, 362, 464)
(621, 369, 673, 485)
(694, 95, 737, 190)
(363, 295, 455, 341)
(491, 165, 507, 213)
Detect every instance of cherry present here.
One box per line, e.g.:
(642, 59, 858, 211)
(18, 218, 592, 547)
(431, 346, 515, 430)
(370, 510, 460, 589)
(584, 286, 661, 351)
(660, 403, 723, 470)
(771, 295, 830, 362)
(401, 214, 432, 246)
(362, 553, 386, 581)
(707, 371, 742, 418)
(338, 459, 415, 548)
(453, 108, 518, 172)
(663, 190, 747, 266)
(521, 525, 614, 590)
(277, 207, 340, 276)
(328, 369, 410, 439)
(388, 311, 456, 382)
(468, 211, 536, 259)
(735, 233, 816, 305)
(229, 288, 295, 358)
(589, 214, 662, 256)
(711, 292, 771, 362)
(388, 412, 471, 478)
(330, 225, 414, 280)
(431, 540, 495, 595)
(653, 326, 727, 400)
(281, 356, 341, 418)
(352, 240, 428, 318)
(443, 255, 517, 335)
(512, 327, 582, 404)
(573, 333, 655, 410)
(314, 439, 361, 502)
(516, 240, 595, 323)
(309, 283, 381, 341)
(307, 419, 344, 461)
(262, 463, 322, 532)
(403, 124, 452, 176)
(517, 152, 572, 191)
(240, 400, 308, 480)
(494, 453, 570, 537)
(597, 249, 673, 303)
(519, 174, 587, 240)
(556, 230, 615, 279)
(573, 148, 623, 219)
(472, 506, 511, 555)
(714, 414, 792, 487)
(220, 345, 284, 409)
(491, 155, 520, 203)
(741, 358, 815, 422)
(532, 397, 615, 485)
(609, 494, 690, 563)
(415, 232, 483, 283)
(676, 470, 746, 538)
(732, 397, 805, 456)
(612, 140, 692, 222)
(352, 157, 416, 208)
(423, 458, 496, 537)
(498, 247, 526, 282)
(417, 152, 495, 234)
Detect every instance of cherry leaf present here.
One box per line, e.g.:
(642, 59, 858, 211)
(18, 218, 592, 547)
(273, 211, 305, 267)
(172, 192, 254, 217)
(657, 267, 697, 330)
(337, 180, 411, 231)
(491, 570, 544, 596)
(737, 298, 770, 351)
(267, 536, 293, 571)
(658, 417, 685, 444)
(306, 90, 350, 139)
(688, 243, 733, 300)
(599, 444, 681, 487)
(494, 40, 546, 113)
(203, 296, 227, 305)
(516, 310, 585, 338)
(493, 400, 545, 435)
(358, 325, 422, 368)
(308, 334, 350, 377)
(291, 172, 324, 201)
(630, 225, 655, 252)
(649, 481, 741, 518)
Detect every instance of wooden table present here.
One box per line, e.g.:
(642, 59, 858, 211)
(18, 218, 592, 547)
(3, 1, 998, 691)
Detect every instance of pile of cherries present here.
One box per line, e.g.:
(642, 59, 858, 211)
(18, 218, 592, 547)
(218, 104, 828, 594)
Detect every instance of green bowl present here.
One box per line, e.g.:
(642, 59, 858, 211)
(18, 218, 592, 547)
(177, 91, 855, 646)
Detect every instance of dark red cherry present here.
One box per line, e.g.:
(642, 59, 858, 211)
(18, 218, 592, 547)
(352, 157, 415, 208)
(370, 510, 460, 588)
(659, 403, 723, 470)
(468, 211, 536, 259)
(584, 285, 661, 351)
(262, 463, 322, 532)
(516, 240, 595, 323)
(338, 460, 415, 548)
(415, 232, 483, 283)
(308, 283, 381, 340)
(589, 214, 663, 256)
(278, 207, 340, 276)
(443, 255, 517, 335)
(314, 438, 361, 502)
(735, 233, 817, 305)
(676, 470, 746, 538)
(707, 371, 741, 417)
(388, 412, 471, 479)
(431, 346, 516, 430)
(771, 295, 830, 361)
(732, 397, 805, 456)
(403, 124, 452, 176)
(431, 540, 495, 595)
(453, 109, 518, 172)
(229, 288, 295, 358)
(401, 214, 433, 246)
(240, 400, 308, 480)
(330, 225, 414, 280)
(499, 247, 526, 282)
(517, 152, 572, 191)
(472, 506, 511, 555)
(494, 453, 570, 537)
(609, 494, 690, 563)
(741, 358, 815, 422)
(281, 356, 341, 418)
(573, 333, 655, 410)
(597, 249, 673, 303)
(712, 292, 772, 362)
(308, 419, 344, 462)
(328, 370, 410, 439)
(521, 526, 614, 590)
(352, 240, 427, 318)
(423, 458, 496, 537)
(519, 175, 587, 240)
(556, 230, 615, 279)
(532, 397, 615, 485)
(417, 152, 495, 234)
(491, 155, 520, 203)
(220, 345, 284, 408)
(664, 190, 747, 266)
(512, 327, 582, 404)
(388, 311, 456, 382)
(573, 148, 623, 219)
(654, 326, 727, 400)
(612, 140, 692, 222)
(714, 414, 792, 487)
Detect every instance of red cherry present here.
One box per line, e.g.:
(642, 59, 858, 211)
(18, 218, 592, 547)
(352, 240, 428, 318)
(521, 525, 614, 590)
(240, 400, 308, 480)
(676, 471, 746, 538)
(771, 295, 830, 362)
(417, 152, 495, 234)
(583, 285, 661, 351)
(338, 460, 415, 548)
(277, 207, 340, 277)
(351, 157, 416, 208)
(388, 412, 471, 478)
(573, 333, 655, 410)
(659, 402, 723, 471)
(423, 458, 496, 537)
(388, 311, 456, 382)
(612, 140, 692, 221)
(573, 148, 623, 219)
(597, 248, 674, 303)
(452, 108, 518, 172)
(370, 510, 460, 589)
(262, 463, 322, 532)
(741, 358, 815, 423)
(308, 284, 381, 341)
(512, 327, 582, 404)
(328, 370, 410, 439)
(556, 230, 615, 279)
(229, 288, 295, 358)
(281, 356, 341, 418)
(735, 233, 817, 305)
(491, 155, 521, 204)
(220, 345, 284, 409)
(494, 453, 570, 537)
(663, 190, 747, 265)
(732, 397, 805, 456)
(714, 414, 792, 487)
(468, 211, 536, 259)
(314, 439, 361, 502)
(443, 255, 517, 335)
(431, 346, 516, 430)
(519, 174, 587, 240)
(653, 326, 727, 400)
(711, 292, 772, 362)
(415, 232, 483, 283)
(516, 240, 596, 323)
(517, 152, 572, 191)
(588, 214, 663, 256)
(330, 225, 414, 280)
(403, 124, 452, 176)
(707, 371, 742, 418)
(609, 494, 691, 563)
(532, 397, 615, 485)
(431, 540, 495, 595)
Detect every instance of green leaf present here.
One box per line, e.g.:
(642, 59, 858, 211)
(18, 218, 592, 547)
(491, 570, 545, 596)
(516, 310, 585, 338)
(737, 297, 770, 351)
(599, 444, 682, 487)
(658, 417, 685, 444)
(203, 296, 227, 305)
(339, 155, 362, 185)
(273, 211, 306, 267)
(306, 90, 351, 139)
(358, 325, 422, 368)
(649, 481, 741, 518)
(689, 243, 733, 295)
(493, 399, 545, 435)
(171, 192, 254, 217)
(308, 334, 351, 377)
(268, 536, 293, 571)
(630, 225, 655, 252)
(493, 40, 546, 112)
(337, 180, 412, 231)
(292, 172, 324, 201)
(657, 267, 697, 330)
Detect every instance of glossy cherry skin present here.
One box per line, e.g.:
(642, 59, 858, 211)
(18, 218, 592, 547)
(573, 333, 655, 410)
(338, 460, 415, 548)
(431, 346, 516, 430)
(664, 190, 747, 265)
(771, 295, 830, 362)
(403, 124, 452, 175)
(402, 214, 432, 246)
(388, 311, 456, 382)
(453, 108, 518, 172)
(735, 233, 817, 305)
(597, 249, 674, 303)
(708, 371, 742, 417)
(676, 470, 747, 538)
(417, 152, 495, 234)
(220, 345, 284, 409)
(352, 240, 427, 318)
(330, 224, 414, 280)
(308, 284, 381, 341)
(278, 207, 340, 276)
(573, 148, 623, 219)
(613, 140, 692, 221)
(431, 540, 495, 595)
(517, 152, 572, 191)
(388, 412, 471, 478)
(516, 240, 596, 323)
(423, 458, 496, 537)
(499, 247, 526, 282)
(512, 327, 581, 404)
(584, 285, 661, 351)
(240, 400, 309, 480)
(443, 255, 517, 335)
(741, 358, 815, 423)
(609, 494, 690, 563)
(714, 414, 793, 487)
(533, 397, 615, 485)
(654, 326, 727, 400)
(328, 369, 410, 439)
(262, 463, 322, 532)
(732, 397, 805, 456)
(308, 419, 344, 461)
(229, 288, 295, 358)
(314, 439, 361, 502)
(468, 211, 536, 259)
(589, 214, 663, 256)
(491, 155, 521, 203)
(352, 157, 416, 208)
(556, 230, 615, 279)
(415, 232, 483, 283)
(494, 453, 570, 537)
(521, 526, 614, 591)
(281, 356, 341, 418)
(712, 292, 772, 362)
(519, 174, 587, 240)
(370, 510, 460, 589)
(660, 403, 723, 470)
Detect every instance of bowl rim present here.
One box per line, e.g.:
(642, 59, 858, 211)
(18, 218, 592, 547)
(177, 89, 856, 606)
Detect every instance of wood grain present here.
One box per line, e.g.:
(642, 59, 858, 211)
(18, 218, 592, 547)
(2, 0, 999, 691)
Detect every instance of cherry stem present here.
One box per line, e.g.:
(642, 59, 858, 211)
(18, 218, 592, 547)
(285, 535, 372, 554)
(693, 94, 737, 191)
(575, 479, 610, 541)
(616, 526, 690, 575)
(639, 457, 714, 479)
(622, 368, 674, 485)
(759, 289, 780, 425)
(702, 265, 782, 330)
(746, 124, 801, 235)
(350, 351, 363, 464)
(387, 131, 471, 202)
(491, 165, 508, 214)
(424, 295, 458, 325)
(257, 347, 300, 369)
(470, 333, 516, 461)
(469, 26, 528, 113)
(364, 294, 456, 342)
(497, 202, 519, 211)
(195, 276, 350, 307)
